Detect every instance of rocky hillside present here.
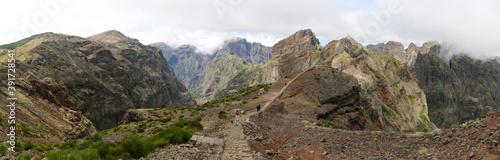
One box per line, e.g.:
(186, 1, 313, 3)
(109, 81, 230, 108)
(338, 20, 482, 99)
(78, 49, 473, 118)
(411, 44, 500, 128)
(0, 30, 195, 143)
(151, 38, 271, 103)
(261, 29, 434, 132)
(11, 68, 499, 159)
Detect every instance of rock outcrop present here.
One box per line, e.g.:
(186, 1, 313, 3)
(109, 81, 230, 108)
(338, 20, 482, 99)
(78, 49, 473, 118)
(411, 44, 500, 128)
(0, 30, 195, 139)
(262, 29, 322, 83)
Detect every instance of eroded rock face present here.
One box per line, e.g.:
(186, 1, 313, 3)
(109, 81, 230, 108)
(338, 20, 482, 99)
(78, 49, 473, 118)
(411, 45, 500, 128)
(0, 30, 195, 132)
(262, 29, 322, 83)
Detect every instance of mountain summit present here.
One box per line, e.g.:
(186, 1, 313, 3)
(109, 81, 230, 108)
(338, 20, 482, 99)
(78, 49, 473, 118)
(88, 30, 138, 44)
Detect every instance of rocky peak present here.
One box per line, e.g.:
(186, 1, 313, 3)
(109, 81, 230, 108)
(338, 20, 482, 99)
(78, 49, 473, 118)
(420, 40, 439, 54)
(223, 37, 247, 46)
(406, 42, 419, 54)
(385, 41, 405, 52)
(263, 29, 323, 83)
(321, 35, 369, 65)
(215, 38, 271, 64)
(272, 29, 321, 56)
(88, 30, 139, 44)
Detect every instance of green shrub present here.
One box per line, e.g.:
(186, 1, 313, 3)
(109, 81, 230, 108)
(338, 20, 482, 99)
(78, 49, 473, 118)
(14, 141, 22, 152)
(252, 96, 258, 99)
(242, 100, 248, 104)
(172, 119, 203, 131)
(331, 124, 345, 130)
(113, 126, 121, 132)
(120, 134, 152, 159)
(18, 154, 32, 160)
(466, 121, 474, 126)
(0, 143, 6, 156)
(479, 115, 487, 119)
(316, 122, 322, 126)
(450, 124, 458, 128)
(158, 117, 172, 123)
(421, 128, 429, 132)
(152, 127, 192, 144)
(218, 111, 227, 119)
(57, 140, 78, 150)
(86, 133, 103, 143)
(45, 148, 100, 160)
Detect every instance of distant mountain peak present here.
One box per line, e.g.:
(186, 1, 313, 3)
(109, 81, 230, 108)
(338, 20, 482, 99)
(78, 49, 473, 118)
(339, 35, 362, 46)
(88, 30, 137, 44)
(223, 37, 247, 45)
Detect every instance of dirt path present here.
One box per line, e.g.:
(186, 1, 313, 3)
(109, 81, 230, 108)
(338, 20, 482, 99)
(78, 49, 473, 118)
(220, 66, 316, 159)
(261, 66, 315, 111)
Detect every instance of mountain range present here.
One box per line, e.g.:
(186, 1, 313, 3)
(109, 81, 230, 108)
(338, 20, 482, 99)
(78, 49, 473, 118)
(1, 29, 499, 159)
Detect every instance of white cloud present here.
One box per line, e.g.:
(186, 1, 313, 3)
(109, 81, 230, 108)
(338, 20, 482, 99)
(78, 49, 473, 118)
(0, 0, 499, 56)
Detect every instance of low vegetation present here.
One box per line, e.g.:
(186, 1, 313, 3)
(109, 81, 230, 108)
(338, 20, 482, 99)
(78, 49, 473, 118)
(13, 117, 202, 159)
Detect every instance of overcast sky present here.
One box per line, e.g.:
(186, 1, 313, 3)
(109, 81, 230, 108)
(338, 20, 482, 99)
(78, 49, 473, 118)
(1, 0, 499, 57)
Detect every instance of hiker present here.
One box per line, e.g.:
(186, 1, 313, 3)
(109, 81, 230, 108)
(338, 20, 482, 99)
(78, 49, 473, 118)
(234, 110, 239, 125)
(256, 104, 261, 111)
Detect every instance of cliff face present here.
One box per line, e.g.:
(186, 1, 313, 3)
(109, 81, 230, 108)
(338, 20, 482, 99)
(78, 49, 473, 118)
(262, 29, 322, 83)
(0, 30, 195, 137)
(411, 45, 500, 128)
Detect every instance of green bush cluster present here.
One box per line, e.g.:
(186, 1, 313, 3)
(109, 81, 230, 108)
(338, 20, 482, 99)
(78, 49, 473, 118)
(0, 141, 7, 156)
(316, 121, 345, 130)
(219, 111, 227, 119)
(35, 118, 202, 160)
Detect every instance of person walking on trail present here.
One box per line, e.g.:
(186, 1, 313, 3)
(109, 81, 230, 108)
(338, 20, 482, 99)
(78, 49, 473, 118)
(256, 104, 261, 111)
(234, 110, 240, 125)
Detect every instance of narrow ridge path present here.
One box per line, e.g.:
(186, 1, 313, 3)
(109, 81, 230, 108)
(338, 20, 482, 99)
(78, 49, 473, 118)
(221, 66, 318, 159)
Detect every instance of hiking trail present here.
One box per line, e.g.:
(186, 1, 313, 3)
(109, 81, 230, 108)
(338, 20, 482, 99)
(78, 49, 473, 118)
(220, 66, 316, 159)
